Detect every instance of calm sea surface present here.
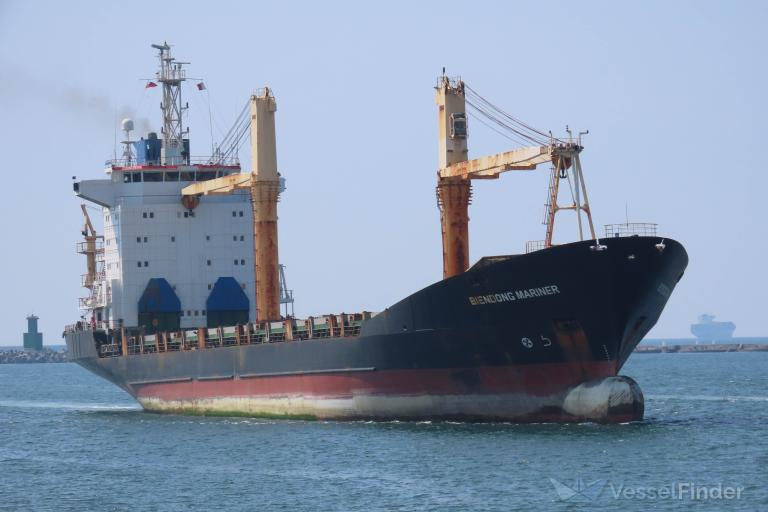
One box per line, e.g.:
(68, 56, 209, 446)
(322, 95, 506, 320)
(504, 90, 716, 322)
(0, 353, 766, 511)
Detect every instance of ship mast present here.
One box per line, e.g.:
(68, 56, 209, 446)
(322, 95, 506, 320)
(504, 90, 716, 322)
(152, 42, 189, 165)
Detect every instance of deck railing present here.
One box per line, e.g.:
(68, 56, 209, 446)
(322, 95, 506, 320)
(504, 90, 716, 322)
(105, 156, 241, 168)
(603, 223, 658, 238)
(71, 312, 374, 358)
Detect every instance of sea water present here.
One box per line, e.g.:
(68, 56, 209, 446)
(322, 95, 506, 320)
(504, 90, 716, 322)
(0, 352, 766, 511)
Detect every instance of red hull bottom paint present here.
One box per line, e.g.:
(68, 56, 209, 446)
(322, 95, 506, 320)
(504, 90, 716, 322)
(132, 362, 644, 423)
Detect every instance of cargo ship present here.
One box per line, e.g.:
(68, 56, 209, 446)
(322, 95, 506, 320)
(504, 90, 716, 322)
(691, 314, 736, 342)
(64, 43, 688, 423)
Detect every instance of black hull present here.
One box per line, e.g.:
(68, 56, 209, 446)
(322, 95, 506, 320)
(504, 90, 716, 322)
(66, 236, 687, 422)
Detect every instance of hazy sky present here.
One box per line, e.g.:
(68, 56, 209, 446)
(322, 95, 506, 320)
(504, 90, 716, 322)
(0, 0, 766, 344)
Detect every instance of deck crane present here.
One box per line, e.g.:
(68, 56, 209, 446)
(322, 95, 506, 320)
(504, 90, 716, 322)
(181, 88, 283, 322)
(79, 205, 103, 289)
(435, 76, 597, 278)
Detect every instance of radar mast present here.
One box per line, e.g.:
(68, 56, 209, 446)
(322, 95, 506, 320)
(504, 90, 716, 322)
(151, 42, 189, 164)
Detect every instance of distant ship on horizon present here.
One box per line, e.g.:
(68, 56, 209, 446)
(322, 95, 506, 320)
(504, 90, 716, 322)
(691, 314, 736, 342)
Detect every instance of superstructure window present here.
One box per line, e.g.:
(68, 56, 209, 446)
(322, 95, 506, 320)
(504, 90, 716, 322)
(232, 211, 237, 217)
(240, 259, 245, 265)
(239, 211, 244, 217)
(149, 212, 154, 219)
(164, 171, 179, 182)
(207, 284, 212, 290)
(206, 235, 210, 241)
(132, 172, 142, 183)
(144, 261, 149, 267)
(240, 235, 244, 241)
(143, 172, 163, 182)
(142, 212, 147, 219)
(143, 237, 148, 243)
(136, 237, 141, 243)
(207, 260, 211, 266)
(234, 259, 239, 266)
(123, 173, 132, 183)
(233, 236, 237, 241)
(197, 171, 216, 181)
(180, 171, 195, 181)
(171, 236, 175, 242)
(137, 262, 141, 268)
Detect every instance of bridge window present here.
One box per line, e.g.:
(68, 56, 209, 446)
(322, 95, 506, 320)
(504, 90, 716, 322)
(143, 172, 163, 182)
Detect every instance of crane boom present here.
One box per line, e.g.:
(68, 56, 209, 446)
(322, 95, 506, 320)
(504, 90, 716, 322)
(439, 145, 552, 180)
(181, 173, 253, 196)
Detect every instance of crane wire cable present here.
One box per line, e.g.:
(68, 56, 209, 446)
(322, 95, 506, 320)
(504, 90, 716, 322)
(465, 98, 548, 146)
(464, 84, 559, 143)
(218, 104, 252, 162)
(464, 97, 547, 145)
(466, 109, 533, 147)
(218, 106, 248, 150)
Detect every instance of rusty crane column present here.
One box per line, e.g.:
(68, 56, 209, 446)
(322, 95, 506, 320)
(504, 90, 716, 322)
(250, 88, 281, 321)
(435, 76, 471, 279)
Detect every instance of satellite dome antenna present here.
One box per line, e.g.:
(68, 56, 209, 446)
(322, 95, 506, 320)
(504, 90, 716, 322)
(121, 118, 135, 165)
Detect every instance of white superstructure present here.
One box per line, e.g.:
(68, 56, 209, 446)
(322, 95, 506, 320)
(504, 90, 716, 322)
(74, 43, 289, 332)
(77, 171, 255, 329)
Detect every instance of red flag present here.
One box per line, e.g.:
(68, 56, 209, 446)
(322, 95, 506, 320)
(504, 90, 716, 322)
(145, 81, 158, 88)
(196, 82, 206, 91)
